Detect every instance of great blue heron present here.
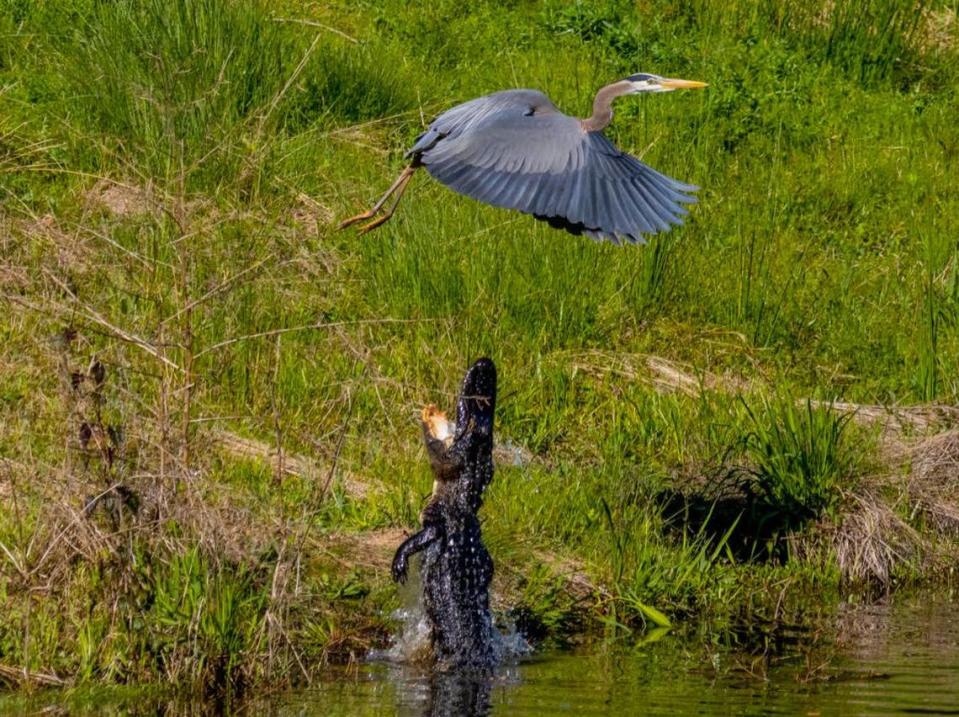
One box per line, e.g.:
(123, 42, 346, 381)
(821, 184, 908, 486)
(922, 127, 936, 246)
(339, 73, 707, 244)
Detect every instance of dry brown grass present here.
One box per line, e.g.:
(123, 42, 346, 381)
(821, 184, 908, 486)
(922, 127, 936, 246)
(909, 431, 959, 534)
(798, 429, 959, 587)
(920, 6, 958, 52)
(830, 490, 922, 586)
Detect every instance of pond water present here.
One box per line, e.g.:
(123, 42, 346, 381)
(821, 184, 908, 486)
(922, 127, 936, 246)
(5, 592, 958, 716)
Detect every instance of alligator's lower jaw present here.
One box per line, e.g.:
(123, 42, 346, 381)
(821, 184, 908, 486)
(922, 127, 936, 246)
(422, 404, 455, 446)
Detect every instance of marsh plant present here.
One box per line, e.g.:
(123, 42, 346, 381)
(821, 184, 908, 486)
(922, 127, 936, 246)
(740, 398, 859, 528)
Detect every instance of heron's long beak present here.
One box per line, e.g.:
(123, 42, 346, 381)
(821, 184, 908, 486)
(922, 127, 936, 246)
(660, 78, 708, 90)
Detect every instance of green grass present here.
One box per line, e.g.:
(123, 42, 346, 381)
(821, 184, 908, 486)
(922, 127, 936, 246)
(2, 0, 959, 693)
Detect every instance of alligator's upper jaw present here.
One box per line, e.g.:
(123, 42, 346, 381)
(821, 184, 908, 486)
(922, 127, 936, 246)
(455, 357, 496, 435)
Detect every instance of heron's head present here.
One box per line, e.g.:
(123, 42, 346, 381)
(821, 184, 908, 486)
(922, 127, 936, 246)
(626, 73, 708, 93)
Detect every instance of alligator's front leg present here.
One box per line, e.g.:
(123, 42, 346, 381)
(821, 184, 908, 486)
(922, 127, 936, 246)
(391, 524, 441, 584)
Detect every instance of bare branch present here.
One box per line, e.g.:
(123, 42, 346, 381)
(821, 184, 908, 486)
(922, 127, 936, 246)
(43, 271, 183, 373)
(271, 17, 358, 43)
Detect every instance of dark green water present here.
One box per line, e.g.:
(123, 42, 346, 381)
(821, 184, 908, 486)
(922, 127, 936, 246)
(5, 592, 958, 716)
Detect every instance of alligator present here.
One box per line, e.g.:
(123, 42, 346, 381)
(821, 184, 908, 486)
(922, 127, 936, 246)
(391, 357, 499, 670)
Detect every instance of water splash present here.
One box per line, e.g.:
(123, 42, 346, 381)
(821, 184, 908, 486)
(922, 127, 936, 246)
(369, 556, 434, 664)
(370, 556, 532, 666)
(492, 618, 534, 664)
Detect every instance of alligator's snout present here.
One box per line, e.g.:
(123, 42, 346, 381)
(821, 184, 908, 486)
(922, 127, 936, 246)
(456, 357, 496, 438)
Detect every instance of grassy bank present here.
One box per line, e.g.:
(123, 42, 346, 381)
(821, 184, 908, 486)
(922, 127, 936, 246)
(2, 0, 959, 694)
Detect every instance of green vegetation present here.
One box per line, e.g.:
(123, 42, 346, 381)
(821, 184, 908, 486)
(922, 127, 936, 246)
(2, 0, 958, 695)
(742, 399, 856, 525)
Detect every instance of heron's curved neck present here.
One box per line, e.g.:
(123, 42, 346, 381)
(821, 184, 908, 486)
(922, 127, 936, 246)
(581, 80, 632, 132)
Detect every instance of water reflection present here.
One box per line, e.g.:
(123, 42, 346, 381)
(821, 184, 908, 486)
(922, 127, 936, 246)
(3, 593, 958, 716)
(419, 670, 492, 717)
(361, 661, 524, 717)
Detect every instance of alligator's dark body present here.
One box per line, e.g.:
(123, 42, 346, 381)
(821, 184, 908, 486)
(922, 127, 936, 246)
(391, 358, 498, 669)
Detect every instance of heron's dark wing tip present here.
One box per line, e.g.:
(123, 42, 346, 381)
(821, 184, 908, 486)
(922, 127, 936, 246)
(550, 218, 652, 246)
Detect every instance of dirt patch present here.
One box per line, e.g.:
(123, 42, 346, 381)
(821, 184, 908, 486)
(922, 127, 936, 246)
(214, 429, 372, 499)
(317, 528, 408, 572)
(86, 179, 157, 218)
(569, 349, 753, 397)
(920, 7, 957, 52)
(290, 193, 335, 237)
(811, 400, 959, 438)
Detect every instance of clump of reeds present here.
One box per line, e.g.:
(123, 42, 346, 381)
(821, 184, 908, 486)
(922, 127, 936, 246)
(740, 397, 858, 528)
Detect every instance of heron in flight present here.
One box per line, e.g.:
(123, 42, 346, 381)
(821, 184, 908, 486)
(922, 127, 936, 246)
(339, 73, 707, 244)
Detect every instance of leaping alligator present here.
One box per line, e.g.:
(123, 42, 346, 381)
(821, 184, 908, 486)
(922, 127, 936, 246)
(391, 358, 498, 669)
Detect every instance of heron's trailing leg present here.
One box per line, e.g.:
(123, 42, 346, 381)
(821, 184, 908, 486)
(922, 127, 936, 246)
(339, 165, 416, 233)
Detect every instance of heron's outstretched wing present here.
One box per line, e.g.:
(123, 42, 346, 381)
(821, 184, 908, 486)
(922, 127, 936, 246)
(407, 90, 697, 244)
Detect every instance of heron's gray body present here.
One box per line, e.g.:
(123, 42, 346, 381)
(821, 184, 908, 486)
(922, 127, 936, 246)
(406, 89, 697, 244)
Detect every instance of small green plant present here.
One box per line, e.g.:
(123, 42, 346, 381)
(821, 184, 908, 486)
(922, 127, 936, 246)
(740, 397, 857, 526)
(916, 231, 959, 401)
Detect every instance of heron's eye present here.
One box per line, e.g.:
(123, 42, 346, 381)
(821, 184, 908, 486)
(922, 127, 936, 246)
(524, 107, 535, 116)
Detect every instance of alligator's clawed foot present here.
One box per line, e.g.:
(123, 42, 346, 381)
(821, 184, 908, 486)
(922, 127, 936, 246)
(391, 553, 408, 584)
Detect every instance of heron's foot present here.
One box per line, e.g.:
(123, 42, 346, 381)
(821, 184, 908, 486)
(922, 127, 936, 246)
(338, 210, 377, 230)
(356, 213, 393, 234)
